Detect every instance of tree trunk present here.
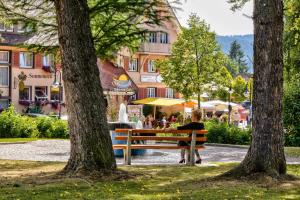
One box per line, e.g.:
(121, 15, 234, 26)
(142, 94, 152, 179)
(224, 0, 286, 177)
(54, 0, 116, 175)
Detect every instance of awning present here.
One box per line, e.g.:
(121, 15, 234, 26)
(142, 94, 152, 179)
(191, 100, 216, 109)
(133, 98, 196, 107)
(205, 100, 241, 111)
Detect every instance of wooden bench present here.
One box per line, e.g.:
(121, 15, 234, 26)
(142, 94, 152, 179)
(113, 129, 208, 165)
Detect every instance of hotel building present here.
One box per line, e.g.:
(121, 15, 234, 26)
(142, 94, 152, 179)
(0, 22, 66, 114)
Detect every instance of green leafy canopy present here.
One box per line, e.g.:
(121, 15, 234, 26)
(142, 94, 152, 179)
(0, 0, 181, 58)
(156, 14, 230, 100)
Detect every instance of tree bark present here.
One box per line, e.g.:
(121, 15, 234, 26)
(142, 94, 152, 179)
(54, 0, 116, 174)
(224, 0, 286, 177)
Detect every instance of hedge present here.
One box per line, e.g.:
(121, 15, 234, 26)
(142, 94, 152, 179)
(0, 106, 68, 139)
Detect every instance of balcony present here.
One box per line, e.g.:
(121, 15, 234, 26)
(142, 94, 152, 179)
(138, 42, 171, 55)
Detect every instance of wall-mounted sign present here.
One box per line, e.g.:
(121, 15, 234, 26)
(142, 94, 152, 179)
(28, 74, 52, 79)
(141, 75, 157, 83)
(113, 74, 132, 89)
(141, 75, 163, 83)
(156, 75, 163, 83)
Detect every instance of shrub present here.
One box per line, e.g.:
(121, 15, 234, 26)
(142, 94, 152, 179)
(0, 106, 39, 138)
(35, 117, 54, 138)
(35, 117, 69, 138)
(50, 119, 68, 138)
(0, 106, 68, 139)
(283, 75, 300, 146)
(205, 120, 251, 145)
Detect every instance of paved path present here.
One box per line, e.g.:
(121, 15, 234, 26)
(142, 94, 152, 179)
(0, 140, 299, 165)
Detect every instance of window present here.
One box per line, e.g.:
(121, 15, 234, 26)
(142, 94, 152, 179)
(117, 56, 124, 67)
(0, 99, 9, 111)
(147, 60, 156, 73)
(43, 54, 54, 67)
(20, 52, 33, 68)
(5, 24, 13, 32)
(50, 86, 63, 101)
(0, 23, 13, 32)
(166, 88, 174, 98)
(160, 32, 168, 44)
(19, 87, 31, 101)
(0, 51, 9, 63)
(147, 88, 156, 98)
(0, 23, 4, 31)
(0, 66, 9, 86)
(130, 94, 137, 101)
(129, 58, 138, 71)
(35, 86, 48, 101)
(148, 32, 157, 43)
(17, 22, 25, 33)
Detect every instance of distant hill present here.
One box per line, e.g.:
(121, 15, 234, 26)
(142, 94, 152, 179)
(217, 34, 254, 73)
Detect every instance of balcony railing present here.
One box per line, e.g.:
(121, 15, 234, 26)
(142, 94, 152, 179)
(138, 42, 171, 54)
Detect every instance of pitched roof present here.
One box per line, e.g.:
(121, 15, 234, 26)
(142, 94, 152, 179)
(0, 33, 33, 45)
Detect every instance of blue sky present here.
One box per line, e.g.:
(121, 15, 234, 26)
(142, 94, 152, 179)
(174, 0, 254, 36)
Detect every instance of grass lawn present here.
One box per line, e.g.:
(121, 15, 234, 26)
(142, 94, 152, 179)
(0, 160, 300, 199)
(285, 147, 300, 158)
(0, 138, 68, 143)
(0, 138, 42, 143)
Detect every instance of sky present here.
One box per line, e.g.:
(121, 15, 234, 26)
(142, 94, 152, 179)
(174, 0, 254, 36)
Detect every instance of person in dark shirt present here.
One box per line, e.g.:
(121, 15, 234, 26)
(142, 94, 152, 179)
(166, 109, 204, 164)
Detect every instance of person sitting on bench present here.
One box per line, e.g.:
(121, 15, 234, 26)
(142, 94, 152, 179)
(165, 109, 204, 164)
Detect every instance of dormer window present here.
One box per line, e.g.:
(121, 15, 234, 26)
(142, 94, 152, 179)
(0, 23, 4, 31)
(17, 22, 25, 33)
(160, 32, 168, 44)
(0, 23, 13, 32)
(5, 24, 13, 32)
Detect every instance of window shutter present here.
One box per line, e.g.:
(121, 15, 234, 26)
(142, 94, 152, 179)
(124, 57, 129, 71)
(12, 51, 19, 67)
(34, 53, 42, 69)
(139, 88, 145, 99)
(143, 58, 149, 72)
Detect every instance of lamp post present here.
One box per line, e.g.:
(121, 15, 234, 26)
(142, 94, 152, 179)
(244, 77, 253, 127)
(52, 68, 62, 119)
(228, 85, 233, 125)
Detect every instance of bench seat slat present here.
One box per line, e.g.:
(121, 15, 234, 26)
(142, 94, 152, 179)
(113, 145, 205, 150)
(114, 129, 208, 134)
(114, 136, 207, 142)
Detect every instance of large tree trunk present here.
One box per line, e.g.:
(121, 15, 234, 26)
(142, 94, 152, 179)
(54, 0, 116, 175)
(224, 0, 286, 177)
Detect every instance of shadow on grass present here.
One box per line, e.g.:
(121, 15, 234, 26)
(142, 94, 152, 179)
(1, 161, 300, 199)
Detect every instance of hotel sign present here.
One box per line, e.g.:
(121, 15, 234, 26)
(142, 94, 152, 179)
(141, 75, 163, 83)
(28, 74, 53, 79)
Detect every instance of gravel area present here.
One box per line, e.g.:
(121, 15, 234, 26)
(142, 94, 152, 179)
(0, 140, 299, 165)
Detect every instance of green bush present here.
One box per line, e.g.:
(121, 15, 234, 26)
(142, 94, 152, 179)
(283, 75, 300, 147)
(35, 117, 54, 138)
(0, 107, 39, 138)
(50, 119, 68, 138)
(0, 106, 68, 139)
(205, 120, 251, 145)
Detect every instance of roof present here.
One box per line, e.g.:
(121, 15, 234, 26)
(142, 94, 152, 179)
(99, 61, 138, 92)
(0, 33, 33, 45)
